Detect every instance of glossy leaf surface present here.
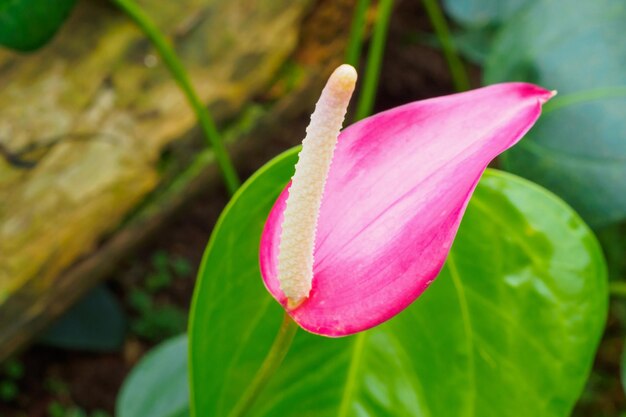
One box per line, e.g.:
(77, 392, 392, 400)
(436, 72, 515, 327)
(116, 335, 189, 417)
(0, 0, 77, 51)
(484, 0, 626, 227)
(189, 148, 607, 416)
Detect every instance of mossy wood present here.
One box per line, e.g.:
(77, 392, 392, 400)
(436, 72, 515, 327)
(0, 0, 354, 360)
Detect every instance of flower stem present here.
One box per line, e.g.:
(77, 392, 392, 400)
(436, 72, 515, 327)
(421, 0, 470, 92)
(227, 313, 298, 417)
(111, 0, 241, 195)
(345, 0, 371, 67)
(354, 0, 395, 121)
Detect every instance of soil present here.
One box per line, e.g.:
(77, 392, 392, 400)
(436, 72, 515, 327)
(0, 0, 623, 416)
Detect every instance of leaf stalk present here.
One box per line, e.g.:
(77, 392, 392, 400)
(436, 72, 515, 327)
(227, 313, 299, 417)
(111, 0, 241, 195)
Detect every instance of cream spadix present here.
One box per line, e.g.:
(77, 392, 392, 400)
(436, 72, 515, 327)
(277, 64, 357, 307)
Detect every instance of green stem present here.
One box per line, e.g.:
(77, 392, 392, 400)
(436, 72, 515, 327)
(421, 0, 470, 92)
(111, 0, 241, 195)
(345, 0, 371, 67)
(354, 0, 395, 121)
(227, 313, 298, 417)
(610, 281, 626, 298)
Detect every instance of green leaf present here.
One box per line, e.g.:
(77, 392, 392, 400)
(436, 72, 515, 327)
(451, 27, 496, 65)
(442, 0, 529, 27)
(189, 147, 607, 416)
(116, 335, 189, 417)
(0, 0, 77, 52)
(484, 0, 626, 227)
(188, 150, 290, 417)
(39, 285, 126, 352)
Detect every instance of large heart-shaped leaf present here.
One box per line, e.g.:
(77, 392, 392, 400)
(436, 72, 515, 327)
(0, 0, 77, 52)
(188, 147, 606, 416)
(484, 0, 626, 227)
(116, 335, 189, 417)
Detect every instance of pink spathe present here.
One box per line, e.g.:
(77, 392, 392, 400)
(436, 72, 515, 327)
(260, 83, 553, 337)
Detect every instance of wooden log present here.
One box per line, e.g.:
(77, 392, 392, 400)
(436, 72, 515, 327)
(0, 0, 356, 360)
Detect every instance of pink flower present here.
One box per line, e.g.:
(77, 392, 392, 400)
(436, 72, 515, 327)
(260, 65, 553, 337)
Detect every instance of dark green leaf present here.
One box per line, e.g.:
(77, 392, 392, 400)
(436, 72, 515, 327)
(451, 27, 496, 65)
(442, 0, 529, 27)
(189, 147, 607, 417)
(39, 285, 126, 352)
(0, 0, 77, 52)
(484, 0, 626, 227)
(116, 335, 189, 417)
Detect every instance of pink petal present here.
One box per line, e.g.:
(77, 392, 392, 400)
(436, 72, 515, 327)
(260, 83, 553, 337)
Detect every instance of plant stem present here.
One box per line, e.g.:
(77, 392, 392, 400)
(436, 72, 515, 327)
(345, 0, 371, 67)
(421, 0, 470, 92)
(111, 0, 241, 195)
(354, 0, 395, 121)
(227, 313, 298, 417)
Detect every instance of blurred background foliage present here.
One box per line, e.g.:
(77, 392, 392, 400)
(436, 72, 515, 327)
(0, 0, 625, 416)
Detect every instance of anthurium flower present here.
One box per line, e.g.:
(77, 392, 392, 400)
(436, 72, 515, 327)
(260, 64, 554, 337)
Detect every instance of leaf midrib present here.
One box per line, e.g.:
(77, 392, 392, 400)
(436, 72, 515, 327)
(217, 295, 274, 416)
(337, 332, 367, 417)
(447, 253, 477, 417)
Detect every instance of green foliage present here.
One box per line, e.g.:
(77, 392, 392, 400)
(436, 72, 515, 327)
(422, 0, 470, 91)
(442, 0, 529, 27)
(0, 0, 77, 51)
(0, 380, 18, 402)
(450, 27, 495, 64)
(439, 0, 626, 228)
(116, 335, 189, 417)
(145, 251, 192, 293)
(128, 289, 186, 341)
(47, 402, 67, 417)
(2, 359, 23, 380)
(484, 0, 626, 227)
(39, 286, 126, 352)
(354, 0, 395, 120)
(171, 257, 193, 278)
(127, 251, 191, 341)
(0, 359, 23, 402)
(187, 148, 607, 417)
(47, 401, 110, 417)
(44, 377, 70, 397)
